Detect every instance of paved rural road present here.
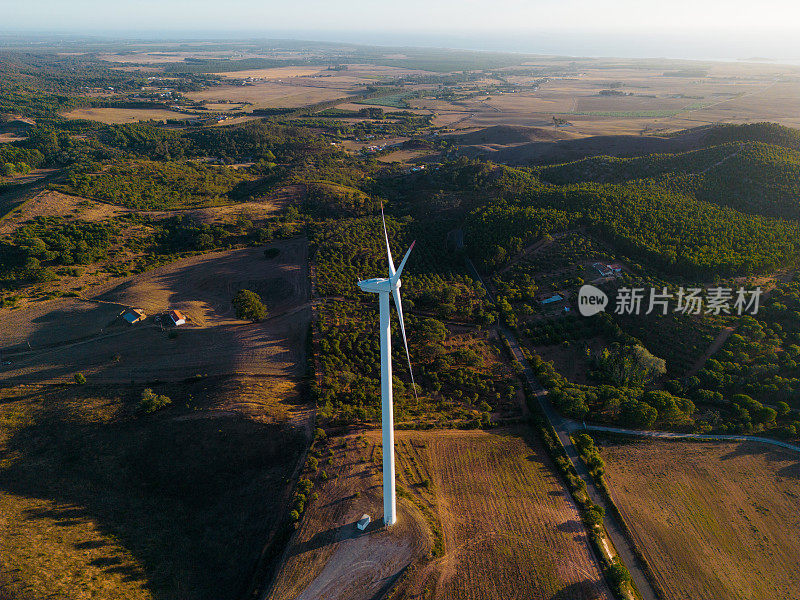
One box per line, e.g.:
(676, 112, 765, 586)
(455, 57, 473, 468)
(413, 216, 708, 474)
(468, 254, 800, 599)
(505, 331, 660, 600)
(465, 257, 660, 600)
(567, 422, 800, 454)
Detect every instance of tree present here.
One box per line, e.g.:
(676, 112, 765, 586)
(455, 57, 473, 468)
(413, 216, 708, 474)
(585, 504, 605, 527)
(139, 388, 172, 413)
(755, 405, 777, 424)
(74, 372, 86, 385)
(606, 561, 632, 590)
(233, 289, 267, 322)
(417, 318, 448, 345)
(594, 345, 666, 387)
(621, 399, 658, 428)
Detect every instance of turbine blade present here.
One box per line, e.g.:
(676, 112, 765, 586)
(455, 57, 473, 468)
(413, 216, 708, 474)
(392, 286, 418, 401)
(392, 241, 415, 283)
(381, 204, 395, 276)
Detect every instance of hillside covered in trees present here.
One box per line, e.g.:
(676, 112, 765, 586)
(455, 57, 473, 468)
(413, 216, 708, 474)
(3, 68, 800, 439)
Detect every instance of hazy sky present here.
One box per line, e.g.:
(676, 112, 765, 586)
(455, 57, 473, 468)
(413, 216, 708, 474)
(5, 0, 800, 34)
(4, 0, 800, 61)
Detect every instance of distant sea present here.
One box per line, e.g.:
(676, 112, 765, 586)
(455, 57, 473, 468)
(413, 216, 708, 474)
(236, 29, 800, 65)
(6, 27, 800, 65)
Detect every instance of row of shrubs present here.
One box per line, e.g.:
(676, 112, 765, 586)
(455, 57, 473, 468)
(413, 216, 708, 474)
(494, 339, 635, 599)
(524, 389, 633, 599)
(573, 434, 669, 600)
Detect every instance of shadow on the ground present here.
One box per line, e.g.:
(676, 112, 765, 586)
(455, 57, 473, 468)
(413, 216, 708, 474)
(290, 521, 356, 557)
(0, 390, 307, 600)
(550, 579, 608, 600)
(719, 441, 800, 479)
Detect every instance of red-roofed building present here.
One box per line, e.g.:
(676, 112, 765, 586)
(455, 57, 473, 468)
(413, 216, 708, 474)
(169, 310, 186, 326)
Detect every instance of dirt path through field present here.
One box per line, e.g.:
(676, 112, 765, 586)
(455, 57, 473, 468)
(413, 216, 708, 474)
(266, 434, 430, 600)
(686, 325, 736, 376)
(497, 230, 573, 275)
(269, 428, 611, 600)
(402, 429, 611, 600)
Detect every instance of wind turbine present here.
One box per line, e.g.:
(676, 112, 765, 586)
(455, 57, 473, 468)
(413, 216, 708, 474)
(357, 208, 416, 527)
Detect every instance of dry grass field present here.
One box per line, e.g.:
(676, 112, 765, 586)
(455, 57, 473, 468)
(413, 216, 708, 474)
(98, 50, 310, 66)
(0, 184, 293, 237)
(377, 149, 429, 164)
(213, 67, 324, 79)
(685, 80, 800, 129)
(0, 240, 310, 383)
(185, 83, 354, 109)
(200, 102, 248, 111)
(0, 190, 128, 236)
(599, 440, 800, 600)
(409, 61, 800, 137)
(0, 133, 27, 143)
(98, 51, 242, 64)
(61, 108, 196, 124)
(0, 378, 310, 600)
(269, 428, 610, 600)
(334, 64, 437, 78)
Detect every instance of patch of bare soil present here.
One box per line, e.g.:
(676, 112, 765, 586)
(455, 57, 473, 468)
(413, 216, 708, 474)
(0, 240, 310, 383)
(269, 429, 610, 600)
(267, 434, 431, 600)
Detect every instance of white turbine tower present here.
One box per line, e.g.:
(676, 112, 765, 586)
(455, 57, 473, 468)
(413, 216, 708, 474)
(357, 208, 416, 527)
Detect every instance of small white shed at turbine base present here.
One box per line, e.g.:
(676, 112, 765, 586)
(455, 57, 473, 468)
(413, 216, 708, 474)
(357, 514, 371, 531)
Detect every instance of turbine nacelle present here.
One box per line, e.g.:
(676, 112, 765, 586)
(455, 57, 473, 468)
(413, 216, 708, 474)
(357, 276, 400, 294)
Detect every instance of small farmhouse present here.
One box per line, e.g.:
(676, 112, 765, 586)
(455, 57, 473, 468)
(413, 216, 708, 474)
(169, 309, 186, 326)
(592, 262, 624, 277)
(121, 308, 146, 325)
(592, 262, 613, 277)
